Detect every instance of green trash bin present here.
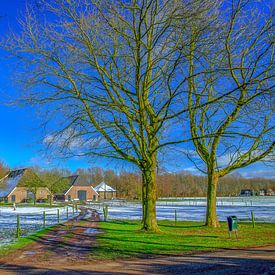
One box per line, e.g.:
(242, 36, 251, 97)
(227, 216, 238, 231)
(227, 216, 238, 239)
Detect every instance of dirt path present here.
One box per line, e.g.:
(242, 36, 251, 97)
(0, 207, 101, 268)
(0, 209, 274, 274)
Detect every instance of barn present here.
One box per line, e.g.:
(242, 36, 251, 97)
(0, 169, 51, 203)
(94, 182, 116, 200)
(64, 175, 99, 202)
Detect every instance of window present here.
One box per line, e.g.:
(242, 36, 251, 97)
(68, 195, 71, 201)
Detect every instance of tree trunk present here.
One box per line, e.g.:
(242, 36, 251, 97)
(141, 174, 146, 225)
(141, 164, 159, 232)
(34, 188, 37, 205)
(205, 172, 220, 227)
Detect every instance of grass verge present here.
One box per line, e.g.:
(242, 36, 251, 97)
(94, 220, 275, 259)
(0, 226, 56, 258)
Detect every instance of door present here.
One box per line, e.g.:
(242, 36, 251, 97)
(11, 195, 16, 203)
(78, 190, 87, 201)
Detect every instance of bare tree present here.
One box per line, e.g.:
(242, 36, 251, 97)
(183, 0, 274, 227)
(3, 0, 204, 231)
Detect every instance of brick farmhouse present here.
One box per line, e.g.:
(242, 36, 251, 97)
(63, 175, 99, 202)
(0, 169, 51, 203)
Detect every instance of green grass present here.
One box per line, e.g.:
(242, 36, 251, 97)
(1, 219, 274, 260)
(0, 226, 56, 257)
(94, 220, 275, 259)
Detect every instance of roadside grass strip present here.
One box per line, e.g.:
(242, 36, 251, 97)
(94, 220, 275, 259)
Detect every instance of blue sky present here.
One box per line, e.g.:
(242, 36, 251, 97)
(0, 1, 274, 177)
(0, 0, 93, 170)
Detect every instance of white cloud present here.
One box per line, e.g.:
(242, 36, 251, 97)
(43, 128, 106, 153)
(238, 168, 275, 179)
(217, 153, 236, 167)
(184, 166, 198, 172)
(43, 128, 84, 151)
(27, 155, 51, 168)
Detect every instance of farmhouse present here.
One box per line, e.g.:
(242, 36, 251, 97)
(64, 175, 99, 202)
(0, 168, 51, 203)
(94, 182, 116, 200)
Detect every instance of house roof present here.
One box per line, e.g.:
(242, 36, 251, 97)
(94, 182, 116, 192)
(63, 175, 98, 196)
(64, 175, 79, 186)
(0, 169, 27, 198)
(63, 175, 92, 187)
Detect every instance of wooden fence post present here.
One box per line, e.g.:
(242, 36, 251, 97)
(251, 211, 255, 228)
(43, 211, 46, 227)
(17, 214, 20, 238)
(103, 205, 108, 221)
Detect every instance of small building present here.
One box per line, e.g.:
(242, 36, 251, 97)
(94, 182, 116, 200)
(266, 189, 275, 196)
(258, 189, 266, 196)
(54, 193, 66, 202)
(240, 189, 254, 196)
(0, 169, 51, 203)
(64, 175, 99, 202)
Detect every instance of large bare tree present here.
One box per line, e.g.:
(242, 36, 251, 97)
(183, 0, 274, 227)
(4, 0, 209, 231)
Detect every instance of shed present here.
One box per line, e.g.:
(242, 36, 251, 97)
(94, 182, 116, 200)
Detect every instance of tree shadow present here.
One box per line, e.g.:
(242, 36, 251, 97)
(1, 253, 274, 274)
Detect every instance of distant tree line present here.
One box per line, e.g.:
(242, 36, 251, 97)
(40, 167, 275, 199)
(0, 161, 8, 179)
(0, 161, 274, 199)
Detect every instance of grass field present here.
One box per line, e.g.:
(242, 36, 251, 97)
(94, 220, 275, 259)
(1, 219, 274, 260)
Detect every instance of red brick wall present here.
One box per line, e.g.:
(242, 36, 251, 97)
(7, 187, 51, 203)
(7, 187, 27, 203)
(65, 186, 98, 202)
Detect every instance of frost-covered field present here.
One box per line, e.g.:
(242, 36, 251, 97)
(94, 197, 275, 223)
(0, 206, 77, 246)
